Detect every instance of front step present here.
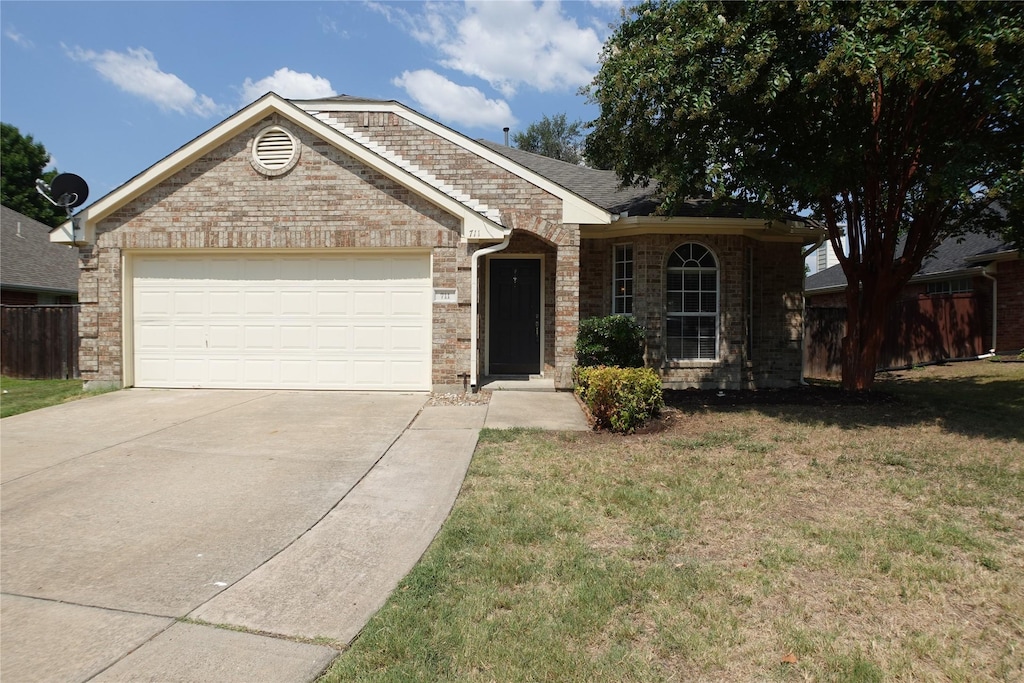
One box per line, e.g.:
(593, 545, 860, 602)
(478, 375, 555, 392)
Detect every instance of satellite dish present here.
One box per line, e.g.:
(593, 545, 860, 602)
(49, 173, 89, 210)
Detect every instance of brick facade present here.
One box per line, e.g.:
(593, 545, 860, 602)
(78, 110, 583, 391)
(77, 100, 811, 393)
(580, 235, 804, 389)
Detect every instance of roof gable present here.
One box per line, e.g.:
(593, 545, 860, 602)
(294, 98, 612, 226)
(51, 93, 506, 245)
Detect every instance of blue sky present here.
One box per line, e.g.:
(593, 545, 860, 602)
(1, 1, 626, 200)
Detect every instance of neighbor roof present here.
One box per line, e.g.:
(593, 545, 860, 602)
(1, 205, 79, 295)
(805, 231, 1014, 293)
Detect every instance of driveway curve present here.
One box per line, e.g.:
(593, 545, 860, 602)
(1, 389, 478, 682)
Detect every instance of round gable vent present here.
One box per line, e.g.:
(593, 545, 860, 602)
(251, 125, 299, 176)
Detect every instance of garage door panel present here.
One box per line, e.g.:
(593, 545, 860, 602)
(244, 259, 279, 280)
(209, 291, 241, 314)
(209, 359, 241, 383)
(316, 360, 350, 384)
(173, 291, 205, 315)
(208, 325, 242, 349)
(316, 291, 349, 315)
(392, 255, 431, 280)
(352, 325, 387, 351)
(391, 290, 427, 316)
(391, 326, 425, 351)
(136, 291, 171, 316)
(174, 325, 206, 350)
(280, 326, 313, 350)
(137, 324, 172, 351)
(316, 326, 349, 351)
(392, 360, 428, 386)
(353, 291, 386, 316)
(244, 326, 277, 350)
(173, 358, 206, 383)
(280, 291, 314, 315)
(243, 359, 276, 383)
(133, 253, 431, 390)
(244, 291, 277, 316)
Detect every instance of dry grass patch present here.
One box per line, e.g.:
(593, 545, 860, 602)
(324, 361, 1023, 682)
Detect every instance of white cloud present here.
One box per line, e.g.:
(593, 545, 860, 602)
(392, 69, 515, 130)
(4, 25, 34, 48)
(66, 45, 225, 117)
(240, 68, 337, 105)
(375, 1, 604, 98)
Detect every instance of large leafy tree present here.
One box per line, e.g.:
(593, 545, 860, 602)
(512, 113, 585, 165)
(586, 1, 1023, 391)
(1, 122, 64, 227)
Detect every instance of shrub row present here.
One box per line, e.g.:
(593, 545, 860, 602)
(574, 365, 664, 434)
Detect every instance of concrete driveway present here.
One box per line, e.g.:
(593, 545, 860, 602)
(1, 389, 479, 682)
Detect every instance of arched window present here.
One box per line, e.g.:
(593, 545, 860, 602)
(666, 243, 718, 360)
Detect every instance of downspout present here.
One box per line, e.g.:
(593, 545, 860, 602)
(981, 266, 997, 354)
(470, 230, 512, 391)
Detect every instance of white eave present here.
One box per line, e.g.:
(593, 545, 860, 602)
(51, 92, 507, 246)
(295, 99, 613, 226)
(580, 215, 823, 243)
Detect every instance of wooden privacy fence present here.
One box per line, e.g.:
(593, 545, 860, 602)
(804, 294, 984, 379)
(1, 305, 80, 379)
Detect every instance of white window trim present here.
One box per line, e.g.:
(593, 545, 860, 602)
(665, 243, 720, 361)
(612, 243, 634, 316)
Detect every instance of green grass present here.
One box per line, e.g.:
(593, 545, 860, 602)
(0, 376, 98, 418)
(321, 361, 1022, 682)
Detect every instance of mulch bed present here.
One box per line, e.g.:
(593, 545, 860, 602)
(663, 384, 899, 409)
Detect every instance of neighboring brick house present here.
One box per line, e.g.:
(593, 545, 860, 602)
(2, 205, 79, 305)
(805, 232, 1023, 367)
(50, 93, 819, 392)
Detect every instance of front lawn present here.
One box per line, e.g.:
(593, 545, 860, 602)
(1, 376, 89, 418)
(324, 360, 1023, 682)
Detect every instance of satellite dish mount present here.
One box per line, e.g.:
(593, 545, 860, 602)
(36, 173, 90, 245)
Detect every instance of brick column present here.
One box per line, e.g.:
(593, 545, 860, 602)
(554, 236, 580, 389)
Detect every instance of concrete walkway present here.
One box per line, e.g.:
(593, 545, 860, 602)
(1, 388, 588, 682)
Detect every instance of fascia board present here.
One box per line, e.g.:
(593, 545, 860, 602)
(581, 216, 820, 243)
(300, 100, 612, 226)
(51, 94, 505, 245)
(964, 248, 1020, 264)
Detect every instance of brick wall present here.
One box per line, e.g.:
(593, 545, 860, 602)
(580, 235, 804, 389)
(81, 115, 468, 389)
(996, 258, 1024, 353)
(79, 111, 584, 391)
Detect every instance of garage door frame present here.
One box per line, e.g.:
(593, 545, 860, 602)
(122, 249, 434, 390)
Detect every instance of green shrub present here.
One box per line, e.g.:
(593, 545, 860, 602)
(575, 315, 645, 368)
(575, 366, 664, 433)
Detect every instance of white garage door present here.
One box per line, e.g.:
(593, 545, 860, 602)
(132, 253, 432, 390)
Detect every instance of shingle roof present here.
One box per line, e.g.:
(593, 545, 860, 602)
(805, 231, 1013, 292)
(476, 140, 658, 214)
(475, 140, 811, 222)
(1, 205, 79, 294)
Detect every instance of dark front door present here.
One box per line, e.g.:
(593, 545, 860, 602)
(489, 258, 541, 375)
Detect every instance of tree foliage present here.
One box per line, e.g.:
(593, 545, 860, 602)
(512, 113, 585, 165)
(1, 123, 64, 227)
(586, 1, 1024, 389)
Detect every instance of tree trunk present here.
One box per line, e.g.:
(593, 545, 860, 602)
(840, 281, 891, 392)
